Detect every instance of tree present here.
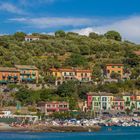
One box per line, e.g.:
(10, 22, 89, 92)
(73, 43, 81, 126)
(65, 54, 88, 67)
(89, 32, 100, 39)
(57, 80, 78, 97)
(79, 45, 90, 55)
(14, 32, 26, 41)
(55, 30, 66, 37)
(104, 30, 122, 41)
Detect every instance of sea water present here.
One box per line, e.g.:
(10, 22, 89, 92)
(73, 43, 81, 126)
(0, 127, 140, 140)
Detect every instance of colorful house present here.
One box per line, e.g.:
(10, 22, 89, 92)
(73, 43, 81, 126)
(75, 69, 92, 82)
(100, 93, 114, 111)
(112, 97, 125, 111)
(0, 67, 20, 84)
(49, 68, 92, 85)
(106, 64, 124, 79)
(38, 101, 69, 115)
(87, 92, 114, 111)
(15, 65, 39, 83)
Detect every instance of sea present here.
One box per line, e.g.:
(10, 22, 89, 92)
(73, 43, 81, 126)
(0, 127, 140, 140)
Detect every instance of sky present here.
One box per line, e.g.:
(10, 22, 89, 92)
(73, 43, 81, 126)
(0, 0, 140, 43)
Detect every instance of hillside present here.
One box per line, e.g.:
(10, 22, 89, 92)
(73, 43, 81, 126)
(0, 31, 140, 79)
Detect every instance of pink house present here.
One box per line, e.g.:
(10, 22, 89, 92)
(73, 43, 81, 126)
(87, 92, 94, 108)
(38, 101, 69, 115)
(112, 98, 125, 111)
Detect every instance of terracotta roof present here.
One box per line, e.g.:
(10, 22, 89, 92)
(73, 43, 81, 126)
(75, 69, 92, 73)
(15, 65, 38, 70)
(49, 68, 58, 72)
(0, 67, 19, 72)
(113, 97, 124, 101)
(45, 101, 69, 104)
(59, 68, 75, 72)
(25, 35, 40, 39)
(106, 64, 124, 66)
(50, 68, 92, 73)
(134, 51, 140, 56)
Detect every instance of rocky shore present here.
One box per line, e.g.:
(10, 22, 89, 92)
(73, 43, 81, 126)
(30, 125, 101, 132)
(0, 123, 101, 132)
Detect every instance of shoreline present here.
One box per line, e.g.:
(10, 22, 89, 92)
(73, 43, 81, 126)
(0, 123, 101, 132)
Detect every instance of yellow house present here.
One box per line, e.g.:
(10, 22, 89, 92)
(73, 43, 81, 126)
(106, 64, 124, 79)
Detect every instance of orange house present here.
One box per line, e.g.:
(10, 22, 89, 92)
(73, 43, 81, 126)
(15, 65, 39, 83)
(0, 67, 20, 84)
(75, 69, 92, 82)
(49, 68, 92, 85)
(106, 64, 124, 79)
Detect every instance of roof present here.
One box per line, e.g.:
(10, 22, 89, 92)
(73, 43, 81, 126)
(25, 35, 40, 39)
(50, 68, 92, 73)
(15, 65, 38, 70)
(106, 64, 124, 66)
(59, 68, 75, 72)
(75, 69, 92, 73)
(0, 67, 19, 72)
(87, 92, 113, 96)
(45, 101, 69, 104)
(113, 97, 124, 101)
(134, 51, 140, 56)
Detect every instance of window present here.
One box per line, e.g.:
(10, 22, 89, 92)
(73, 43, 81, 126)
(64, 105, 67, 108)
(102, 97, 107, 101)
(112, 66, 115, 68)
(47, 105, 51, 108)
(118, 66, 121, 68)
(59, 105, 63, 108)
(118, 71, 121, 73)
(64, 72, 66, 76)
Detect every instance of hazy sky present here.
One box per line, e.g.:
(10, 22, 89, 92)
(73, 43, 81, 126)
(0, 0, 140, 43)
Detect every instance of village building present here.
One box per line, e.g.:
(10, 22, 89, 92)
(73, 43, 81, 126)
(49, 68, 92, 85)
(87, 92, 114, 112)
(25, 35, 40, 42)
(0, 67, 20, 84)
(38, 101, 69, 115)
(112, 97, 125, 111)
(106, 64, 124, 79)
(87, 92, 140, 114)
(15, 65, 39, 83)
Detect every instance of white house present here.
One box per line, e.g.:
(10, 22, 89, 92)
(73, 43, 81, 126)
(25, 35, 40, 42)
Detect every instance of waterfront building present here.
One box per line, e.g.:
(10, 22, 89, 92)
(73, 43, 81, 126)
(87, 92, 140, 114)
(38, 101, 69, 115)
(15, 65, 39, 83)
(87, 92, 114, 112)
(112, 97, 125, 111)
(123, 95, 134, 110)
(0, 67, 20, 84)
(49, 68, 92, 85)
(25, 35, 40, 42)
(106, 64, 124, 79)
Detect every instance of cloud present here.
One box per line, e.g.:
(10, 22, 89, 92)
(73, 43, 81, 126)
(72, 16, 140, 44)
(18, 0, 60, 6)
(9, 15, 140, 43)
(9, 17, 93, 28)
(0, 2, 24, 14)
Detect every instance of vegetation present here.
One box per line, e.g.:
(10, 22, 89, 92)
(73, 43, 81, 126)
(0, 30, 140, 109)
